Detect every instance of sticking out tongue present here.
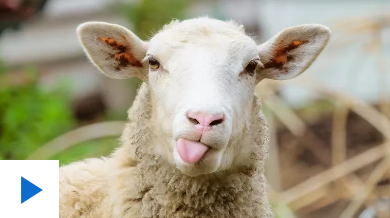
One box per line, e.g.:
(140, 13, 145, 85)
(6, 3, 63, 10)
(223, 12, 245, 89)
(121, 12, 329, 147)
(176, 138, 209, 164)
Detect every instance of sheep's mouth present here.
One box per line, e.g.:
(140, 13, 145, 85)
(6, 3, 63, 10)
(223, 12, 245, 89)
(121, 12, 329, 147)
(176, 138, 211, 164)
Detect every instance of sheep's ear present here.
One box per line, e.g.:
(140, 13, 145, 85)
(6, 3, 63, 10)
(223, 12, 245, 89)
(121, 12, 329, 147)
(256, 24, 330, 82)
(77, 22, 148, 80)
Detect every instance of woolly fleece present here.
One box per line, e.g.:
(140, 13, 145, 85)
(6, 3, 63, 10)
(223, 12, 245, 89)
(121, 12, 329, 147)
(59, 83, 272, 218)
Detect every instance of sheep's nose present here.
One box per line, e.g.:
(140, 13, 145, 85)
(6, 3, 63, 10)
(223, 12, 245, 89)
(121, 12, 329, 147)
(187, 111, 225, 127)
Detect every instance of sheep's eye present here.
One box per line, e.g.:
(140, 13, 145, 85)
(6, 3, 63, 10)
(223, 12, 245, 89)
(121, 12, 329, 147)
(244, 61, 258, 76)
(148, 57, 160, 70)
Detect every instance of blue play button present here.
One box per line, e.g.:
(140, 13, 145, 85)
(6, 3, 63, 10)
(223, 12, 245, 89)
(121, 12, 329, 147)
(21, 176, 42, 204)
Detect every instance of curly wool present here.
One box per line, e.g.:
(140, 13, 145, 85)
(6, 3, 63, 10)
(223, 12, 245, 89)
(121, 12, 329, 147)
(59, 83, 272, 218)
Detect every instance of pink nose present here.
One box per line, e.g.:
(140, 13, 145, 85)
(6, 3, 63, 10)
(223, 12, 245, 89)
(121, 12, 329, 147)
(187, 111, 225, 127)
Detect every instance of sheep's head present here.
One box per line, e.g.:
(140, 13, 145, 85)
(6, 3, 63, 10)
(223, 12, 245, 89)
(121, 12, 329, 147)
(77, 18, 330, 177)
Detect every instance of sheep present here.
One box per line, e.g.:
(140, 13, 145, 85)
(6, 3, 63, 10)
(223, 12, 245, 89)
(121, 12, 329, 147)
(59, 17, 331, 218)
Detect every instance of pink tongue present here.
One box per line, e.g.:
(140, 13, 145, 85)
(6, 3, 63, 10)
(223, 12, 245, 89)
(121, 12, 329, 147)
(176, 138, 209, 164)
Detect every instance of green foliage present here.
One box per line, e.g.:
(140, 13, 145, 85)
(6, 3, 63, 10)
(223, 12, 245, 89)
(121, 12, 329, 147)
(118, 0, 190, 39)
(0, 64, 74, 160)
(0, 0, 193, 161)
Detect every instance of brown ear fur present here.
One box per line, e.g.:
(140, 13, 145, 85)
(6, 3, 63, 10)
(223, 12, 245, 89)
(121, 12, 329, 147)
(257, 24, 331, 82)
(77, 22, 148, 80)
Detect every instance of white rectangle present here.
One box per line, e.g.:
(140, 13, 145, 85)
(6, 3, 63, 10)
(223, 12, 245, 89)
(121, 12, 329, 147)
(0, 160, 59, 218)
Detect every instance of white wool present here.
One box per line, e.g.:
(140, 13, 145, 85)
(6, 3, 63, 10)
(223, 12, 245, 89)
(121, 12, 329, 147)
(59, 17, 331, 218)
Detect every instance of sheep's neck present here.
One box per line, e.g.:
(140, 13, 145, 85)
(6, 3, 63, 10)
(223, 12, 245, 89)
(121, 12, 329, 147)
(136, 154, 269, 218)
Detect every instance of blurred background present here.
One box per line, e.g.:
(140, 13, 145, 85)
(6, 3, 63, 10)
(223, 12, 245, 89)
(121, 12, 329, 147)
(1, 0, 390, 217)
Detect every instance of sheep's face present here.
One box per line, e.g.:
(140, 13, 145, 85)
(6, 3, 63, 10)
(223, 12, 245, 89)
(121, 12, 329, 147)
(77, 18, 330, 177)
(146, 23, 260, 177)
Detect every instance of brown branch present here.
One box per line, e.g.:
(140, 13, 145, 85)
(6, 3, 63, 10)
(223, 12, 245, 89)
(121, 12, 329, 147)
(338, 156, 390, 218)
(331, 101, 349, 166)
(284, 77, 390, 141)
(263, 94, 306, 137)
(280, 142, 390, 204)
(262, 90, 331, 165)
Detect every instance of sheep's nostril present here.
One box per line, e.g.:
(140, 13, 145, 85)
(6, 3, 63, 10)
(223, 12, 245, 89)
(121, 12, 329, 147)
(188, 117, 200, 125)
(187, 111, 225, 128)
(209, 119, 224, 126)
